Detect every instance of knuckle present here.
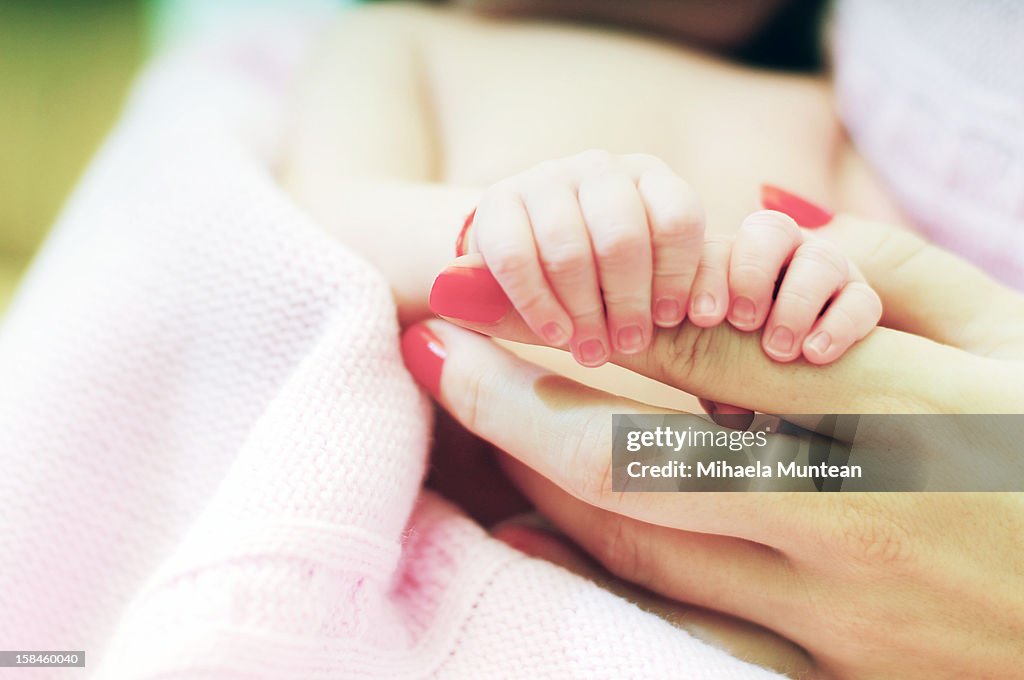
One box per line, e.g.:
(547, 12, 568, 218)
(565, 409, 617, 501)
(827, 500, 916, 572)
(826, 284, 883, 335)
(451, 362, 497, 437)
(653, 262, 697, 280)
(653, 322, 721, 389)
(775, 287, 825, 313)
(594, 229, 647, 264)
(808, 592, 887, 650)
(651, 209, 705, 247)
(593, 514, 647, 581)
(843, 280, 884, 325)
(459, 375, 484, 436)
(845, 281, 883, 318)
(682, 325, 719, 380)
(568, 303, 606, 323)
(514, 288, 555, 318)
(867, 228, 930, 279)
(697, 235, 733, 273)
(486, 247, 534, 283)
(826, 304, 860, 335)
(541, 241, 593, 278)
(795, 240, 849, 280)
(731, 257, 776, 284)
(740, 209, 800, 240)
(602, 289, 648, 308)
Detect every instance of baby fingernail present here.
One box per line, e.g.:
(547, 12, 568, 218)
(654, 298, 681, 325)
(542, 322, 569, 345)
(807, 331, 832, 356)
(766, 326, 795, 356)
(729, 297, 757, 326)
(577, 338, 607, 366)
(616, 325, 644, 353)
(692, 292, 716, 316)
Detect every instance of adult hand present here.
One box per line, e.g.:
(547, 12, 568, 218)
(426, 209, 1024, 415)
(403, 210, 1024, 678)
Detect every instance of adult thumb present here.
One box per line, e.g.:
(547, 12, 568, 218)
(429, 253, 980, 415)
(773, 194, 1024, 354)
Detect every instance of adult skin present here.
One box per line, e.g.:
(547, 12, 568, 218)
(282, 3, 1024, 675)
(404, 211, 1024, 679)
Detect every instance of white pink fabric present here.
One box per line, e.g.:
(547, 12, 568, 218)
(834, 0, 1024, 288)
(0, 13, 780, 679)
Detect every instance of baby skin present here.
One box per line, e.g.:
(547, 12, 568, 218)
(462, 150, 882, 367)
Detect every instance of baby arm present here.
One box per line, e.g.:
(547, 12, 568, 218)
(465, 151, 882, 366)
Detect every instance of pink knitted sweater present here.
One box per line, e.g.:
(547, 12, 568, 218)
(0, 14, 779, 680)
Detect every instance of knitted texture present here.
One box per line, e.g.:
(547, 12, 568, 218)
(0, 12, 780, 680)
(834, 0, 1024, 288)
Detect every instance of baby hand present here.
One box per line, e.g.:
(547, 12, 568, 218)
(687, 211, 883, 364)
(463, 150, 705, 367)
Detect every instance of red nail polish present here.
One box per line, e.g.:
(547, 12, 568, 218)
(429, 266, 509, 323)
(454, 208, 477, 257)
(760, 184, 834, 228)
(401, 324, 446, 398)
(698, 398, 755, 430)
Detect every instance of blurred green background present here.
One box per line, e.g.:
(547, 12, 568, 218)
(0, 1, 143, 312)
(0, 0, 344, 313)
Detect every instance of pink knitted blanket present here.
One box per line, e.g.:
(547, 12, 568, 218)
(0, 16, 778, 680)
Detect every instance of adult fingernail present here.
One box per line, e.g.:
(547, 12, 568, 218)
(698, 397, 718, 416)
(429, 265, 509, 323)
(577, 338, 607, 366)
(766, 326, 795, 356)
(616, 325, 644, 353)
(710, 408, 756, 431)
(654, 298, 682, 326)
(807, 331, 832, 356)
(401, 324, 446, 398)
(729, 296, 757, 327)
(542, 322, 569, 345)
(454, 208, 477, 257)
(760, 184, 834, 228)
(691, 292, 717, 317)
